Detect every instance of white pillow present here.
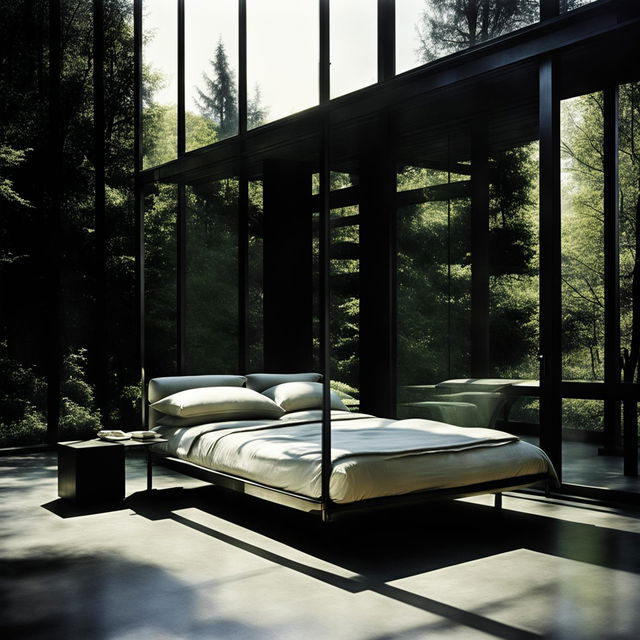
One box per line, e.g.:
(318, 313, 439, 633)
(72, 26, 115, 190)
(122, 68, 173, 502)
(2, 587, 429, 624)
(150, 386, 285, 420)
(262, 382, 348, 413)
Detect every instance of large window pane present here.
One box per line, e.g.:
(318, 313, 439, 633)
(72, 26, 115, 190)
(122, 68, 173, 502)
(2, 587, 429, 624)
(397, 155, 473, 422)
(489, 141, 539, 380)
(185, 180, 239, 374)
(185, 0, 238, 150)
(247, 0, 318, 128)
(330, 0, 377, 99)
(396, 0, 539, 75)
(144, 184, 177, 380)
(143, 0, 177, 168)
(561, 92, 605, 382)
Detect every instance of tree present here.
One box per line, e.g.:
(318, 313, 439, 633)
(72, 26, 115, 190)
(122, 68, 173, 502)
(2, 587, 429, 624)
(196, 38, 238, 140)
(417, 0, 539, 62)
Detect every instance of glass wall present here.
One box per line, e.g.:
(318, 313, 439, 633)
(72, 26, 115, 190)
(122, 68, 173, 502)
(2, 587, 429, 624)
(143, 0, 178, 167)
(247, 0, 318, 128)
(185, 0, 238, 150)
(561, 92, 605, 382)
(489, 141, 540, 380)
(396, 147, 473, 422)
(330, 0, 377, 99)
(560, 0, 597, 13)
(248, 180, 264, 372)
(330, 172, 361, 407)
(184, 180, 239, 374)
(396, 0, 539, 75)
(144, 184, 177, 381)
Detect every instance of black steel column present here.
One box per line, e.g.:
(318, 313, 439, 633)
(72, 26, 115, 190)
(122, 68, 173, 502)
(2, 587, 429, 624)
(134, 0, 146, 427)
(47, 0, 62, 444)
(238, 0, 247, 135)
(538, 54, 563, 480)
(471, 125, 490, 378)
(319, 0, 332, 516)
(93, 0, 108, 424)
(176, 0, 186, 374)
(359, 116, 397, 418)
(602, 86, 621, 455)
(378, 0, 395, 82)
(262, 160, 314, 372)
(238, 0, 248, 372)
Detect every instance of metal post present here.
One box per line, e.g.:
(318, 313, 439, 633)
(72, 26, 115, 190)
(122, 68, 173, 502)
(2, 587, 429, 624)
(93, 0, 108, 425)
(239, 0, 247, 135)
(378, 0, 395, 82)
(46, 0, 62, 445)
(538, 54, 562, 481)
(134, 0, 146, 428)
(319, 0, 332, 517)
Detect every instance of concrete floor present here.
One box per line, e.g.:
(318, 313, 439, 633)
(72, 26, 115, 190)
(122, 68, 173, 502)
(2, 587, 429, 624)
(2, 453, 640, 640)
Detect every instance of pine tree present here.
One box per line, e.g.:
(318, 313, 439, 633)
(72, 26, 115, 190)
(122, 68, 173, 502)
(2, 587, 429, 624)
(196, 38, 238, 139)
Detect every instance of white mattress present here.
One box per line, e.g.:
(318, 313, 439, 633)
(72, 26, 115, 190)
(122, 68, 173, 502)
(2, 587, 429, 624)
(153, 410, 556, 504)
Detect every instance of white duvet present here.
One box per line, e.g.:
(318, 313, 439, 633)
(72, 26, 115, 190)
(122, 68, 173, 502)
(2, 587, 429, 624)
(153, 410, 556, 504)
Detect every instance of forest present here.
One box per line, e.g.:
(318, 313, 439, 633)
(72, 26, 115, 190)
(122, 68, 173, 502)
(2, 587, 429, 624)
(0, 0, 637, 450)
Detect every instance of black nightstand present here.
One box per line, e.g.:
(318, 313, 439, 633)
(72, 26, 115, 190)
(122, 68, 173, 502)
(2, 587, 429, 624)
(58, 440, 125, 504)
(58, 437, 167, 504)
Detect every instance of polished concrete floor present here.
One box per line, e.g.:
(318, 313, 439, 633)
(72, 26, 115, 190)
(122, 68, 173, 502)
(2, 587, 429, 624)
(2, 452, 640, 640)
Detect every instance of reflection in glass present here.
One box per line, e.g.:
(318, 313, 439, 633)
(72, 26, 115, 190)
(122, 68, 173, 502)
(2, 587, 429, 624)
(330, 172, 360, 407)
(247, 0, 318, 128)
(142, 0, 177, 168)
(396, 0, 539, 74)
(561, 92, 605, 381)
(489, 141, 539, 379)
(185, 180, 239, 374)
(185, 0, 238, 150)
(144, 184, 177, 379)
(330, 0, 377, 99)
(396, 161, 472, 419)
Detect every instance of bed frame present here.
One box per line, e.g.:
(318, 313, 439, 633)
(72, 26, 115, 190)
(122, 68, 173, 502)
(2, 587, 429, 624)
(151, 452, 550, 522)
(147, 374, 553, 522)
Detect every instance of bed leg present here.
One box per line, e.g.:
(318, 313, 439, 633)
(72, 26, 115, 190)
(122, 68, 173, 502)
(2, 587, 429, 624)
(494, 492, 502, 511)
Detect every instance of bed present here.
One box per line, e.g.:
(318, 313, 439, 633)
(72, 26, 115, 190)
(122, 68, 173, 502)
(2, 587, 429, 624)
(147, 373, 558, 521)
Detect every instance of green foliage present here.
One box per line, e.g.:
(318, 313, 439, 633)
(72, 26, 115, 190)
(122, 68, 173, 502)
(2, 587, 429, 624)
(0, 146, 32, 208)
(418, 0, 539, 63)
(196, 38, 238, 140)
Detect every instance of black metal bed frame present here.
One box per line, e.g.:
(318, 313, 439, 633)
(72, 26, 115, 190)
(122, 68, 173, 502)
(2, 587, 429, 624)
(152, 451, 550, 522)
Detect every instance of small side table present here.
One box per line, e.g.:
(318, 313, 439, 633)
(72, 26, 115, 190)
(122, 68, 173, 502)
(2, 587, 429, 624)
(58, 437, 167, 504)
(118, 437, 168, 492)
(58, 440, 125, 504)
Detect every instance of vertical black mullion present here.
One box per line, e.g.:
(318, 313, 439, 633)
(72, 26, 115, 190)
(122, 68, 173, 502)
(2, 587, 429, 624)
(238, 0, 247, 135)
(540, 0, 560, 21)
(134, 0, 146, 427)
(176, 0, 185, 374)
(177, 0, 185, 155)
(319, 0, 332, 519)
(471, 125, 490, 378)
(177, 184, 186, 374)
(603, 86, 621, 454)
(238, 170, 249, 374)
(47, 0, 62, 444)
(378, 0, 395, 82)
(238, 0, 248, 371)
(93, 0, 107, 424)
(539, 54, 562, 481)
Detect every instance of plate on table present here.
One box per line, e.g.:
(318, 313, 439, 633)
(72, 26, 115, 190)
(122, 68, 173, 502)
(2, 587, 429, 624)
(99, 435, 132, 442)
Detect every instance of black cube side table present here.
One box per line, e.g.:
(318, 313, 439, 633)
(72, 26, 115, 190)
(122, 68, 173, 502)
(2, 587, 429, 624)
(58, 440, 125, 504)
